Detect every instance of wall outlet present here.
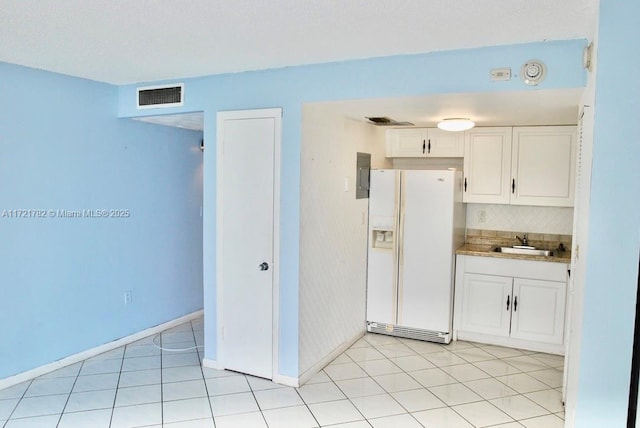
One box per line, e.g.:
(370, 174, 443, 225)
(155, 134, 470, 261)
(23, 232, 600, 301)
(478, 210, 487, 223)
(124, 290, 132, 305)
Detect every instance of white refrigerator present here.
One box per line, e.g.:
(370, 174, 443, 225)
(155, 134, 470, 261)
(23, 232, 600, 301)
(366, 169, 465, 343)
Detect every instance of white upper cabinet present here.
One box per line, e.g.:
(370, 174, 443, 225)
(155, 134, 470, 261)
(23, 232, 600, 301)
(386, 128, 464, 158)
(386, 128, 428, 157)
(463, 126, 577, 207)
(462, 127, 513, 204)
(427, 128, 465, 157)
(511, 126, 577, 207)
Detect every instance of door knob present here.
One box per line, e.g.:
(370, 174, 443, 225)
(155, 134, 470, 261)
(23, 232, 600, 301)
(259, 262, 269, 271)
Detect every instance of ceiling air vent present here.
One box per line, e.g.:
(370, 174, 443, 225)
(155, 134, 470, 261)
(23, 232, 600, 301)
(137, 84, 184, 109)
(366, 117, 414, 126)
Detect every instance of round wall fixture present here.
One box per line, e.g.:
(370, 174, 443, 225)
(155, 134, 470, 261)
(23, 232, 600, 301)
(520, 60, 547, 86)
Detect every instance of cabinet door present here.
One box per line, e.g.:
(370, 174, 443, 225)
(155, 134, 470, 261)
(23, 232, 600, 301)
(510, 278, 566, 344)
(460, 273, 512, 337)
(511, 126, 577, 207)
(425, 128, 464, 157)
(463, 127, 512, 203)
(386, 129, 429, 157)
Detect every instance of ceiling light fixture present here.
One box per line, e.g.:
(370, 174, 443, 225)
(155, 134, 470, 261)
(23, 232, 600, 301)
(437, 118, 475, 132)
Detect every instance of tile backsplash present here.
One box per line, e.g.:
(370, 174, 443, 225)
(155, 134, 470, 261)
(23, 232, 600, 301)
(466, 204, 574, 235)
(466, 228, 572, 251)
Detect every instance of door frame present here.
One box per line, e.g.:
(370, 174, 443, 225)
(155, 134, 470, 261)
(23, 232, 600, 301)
(215, 108, 282, 380)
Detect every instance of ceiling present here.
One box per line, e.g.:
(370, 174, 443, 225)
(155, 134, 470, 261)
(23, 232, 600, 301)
(134, 88, 583, 132)
(0, 0, 596, 85)
(328, 88, 584, 127)
(132, 112, 204, 131)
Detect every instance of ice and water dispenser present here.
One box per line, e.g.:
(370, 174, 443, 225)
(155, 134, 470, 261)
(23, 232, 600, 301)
(371, 229, 394, 249)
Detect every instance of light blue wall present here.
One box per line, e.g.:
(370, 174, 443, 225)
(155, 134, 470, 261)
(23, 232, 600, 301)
(119, 40, 587, 377)
(0, 62, 204, 379)
(575, 2, 640, 426)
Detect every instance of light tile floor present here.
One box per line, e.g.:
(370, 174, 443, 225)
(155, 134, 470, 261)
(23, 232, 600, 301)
(0, 318, 565, 427)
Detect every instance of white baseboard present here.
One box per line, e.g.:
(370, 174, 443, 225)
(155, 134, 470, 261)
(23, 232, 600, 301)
(273, 374, 299, 388)
(456, 330, 565, 355)
(298, 330, 364, 386)
(201, 358, 223, 370)
(0, 310, 204, 392)
(203, 358, 300, 387)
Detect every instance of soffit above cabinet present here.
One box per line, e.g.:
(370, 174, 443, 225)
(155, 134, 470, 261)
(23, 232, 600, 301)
(320, 88, 582, 128)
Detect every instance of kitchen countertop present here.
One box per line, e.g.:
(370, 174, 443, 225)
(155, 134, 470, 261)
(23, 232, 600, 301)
(456, 243, 571, 264)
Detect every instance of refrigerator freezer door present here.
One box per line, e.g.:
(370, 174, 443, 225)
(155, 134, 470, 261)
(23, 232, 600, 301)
(366, 170, 400, 325)
(398, 170, 456, 332)
(368, 170, 398, 230)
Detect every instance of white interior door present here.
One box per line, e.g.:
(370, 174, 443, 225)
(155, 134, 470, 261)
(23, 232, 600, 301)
(217, 108, 281, 379)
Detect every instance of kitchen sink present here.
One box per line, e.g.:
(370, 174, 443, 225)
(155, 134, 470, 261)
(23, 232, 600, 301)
(493, 246, 554, 256)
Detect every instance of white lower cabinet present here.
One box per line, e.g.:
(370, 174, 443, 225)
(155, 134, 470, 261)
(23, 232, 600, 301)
(455, 255, 568, 354)
(510, 278, 566, 345)
(460, 273, 512, 337)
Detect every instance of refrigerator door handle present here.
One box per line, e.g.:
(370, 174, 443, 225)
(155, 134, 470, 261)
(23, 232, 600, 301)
(390, 171, 402, 324)
(395, 173, 406, 325)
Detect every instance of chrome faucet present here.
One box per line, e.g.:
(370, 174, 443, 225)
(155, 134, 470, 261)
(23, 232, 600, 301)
(516, 233, 529, 246)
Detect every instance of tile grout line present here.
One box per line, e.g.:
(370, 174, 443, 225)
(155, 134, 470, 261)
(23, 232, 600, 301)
(385, 337, 513, 428)
(449, 343, 558, 425)
(346, 340, 434, 427)
(323, 349, 403, 427)
(54, 359, 86, 428)
(108, 349, 127, 428)
(341, 336, 443, 422)
(367, 337, 489, 427)
(359, 334, 560, 427)
(443, 346, 531, 426)
(322, 373, 375, 428)
(2, 377, 34, 427)
(453, 358, 557, 425)
(1, 319, 566, 427)
(245, 375, 271, 427)
(190, 319, 216, 426)
(292, 384, 324, 428)
(159, 333, 164, 426)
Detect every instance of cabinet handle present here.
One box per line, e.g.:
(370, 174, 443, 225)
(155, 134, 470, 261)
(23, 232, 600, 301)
(427, 139, 431, 154)
(514, 296, 518, 312)
(464, 178, 467, 192)
(422, 140, 426, 154)
(506, 295, 510, 311)
(512, 179, 516, 194)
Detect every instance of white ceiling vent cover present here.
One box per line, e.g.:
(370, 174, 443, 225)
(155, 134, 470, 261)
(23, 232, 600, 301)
(137, 84, 184, 109)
